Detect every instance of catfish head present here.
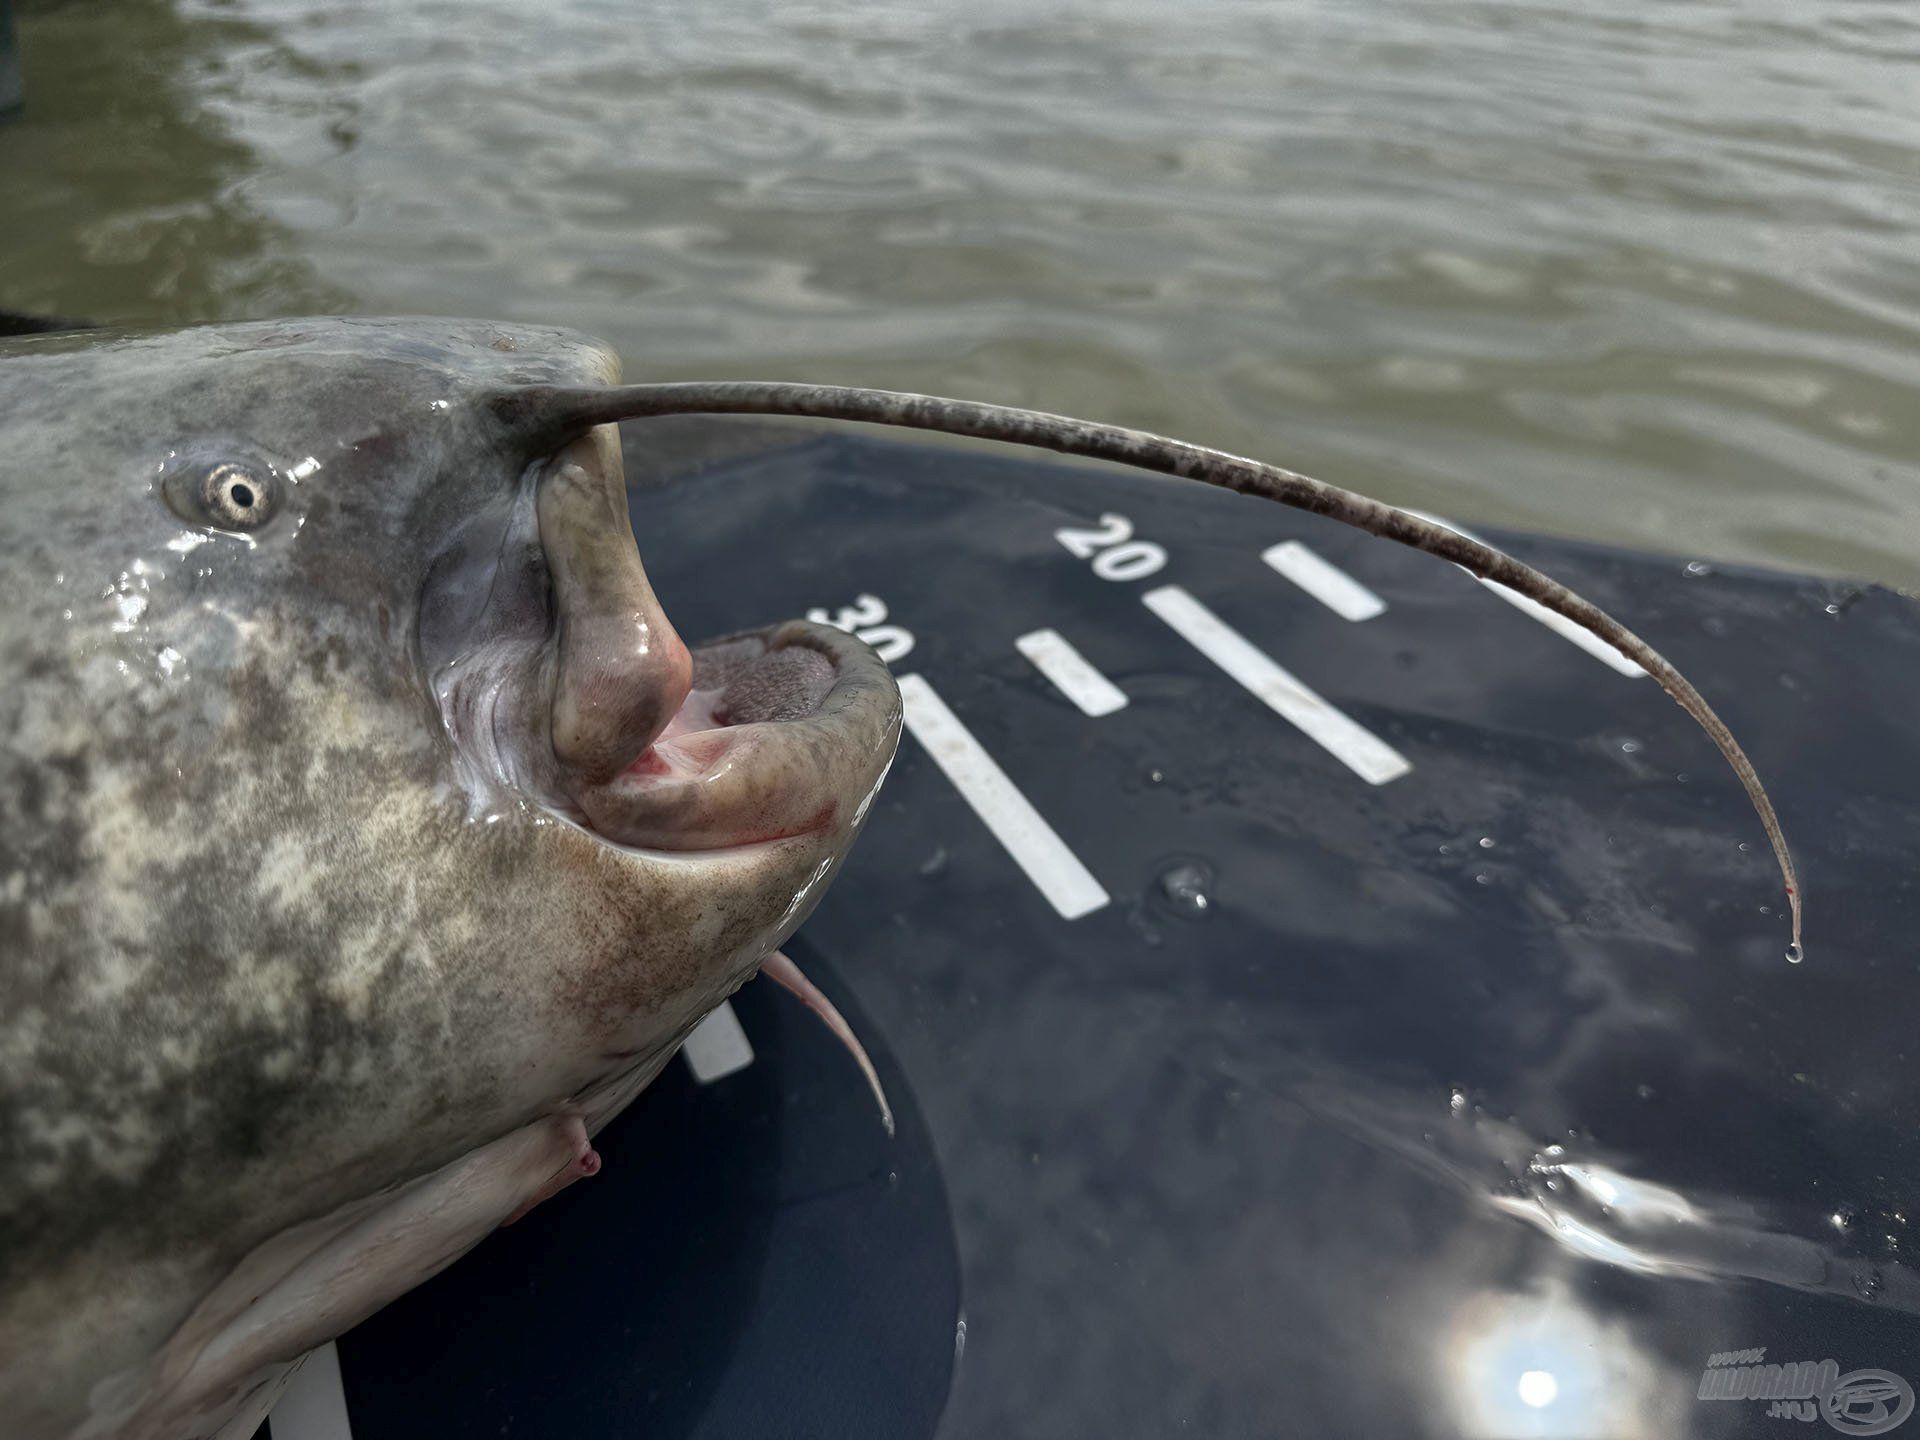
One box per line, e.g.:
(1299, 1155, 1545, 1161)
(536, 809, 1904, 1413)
(0, 317, 899, 1438)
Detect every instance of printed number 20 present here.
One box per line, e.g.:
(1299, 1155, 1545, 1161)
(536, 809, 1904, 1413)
(1054, 513, 1166, 582)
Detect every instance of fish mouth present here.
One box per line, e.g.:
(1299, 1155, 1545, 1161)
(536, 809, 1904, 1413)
(451, 423, 900, 855)
(568, 619, 900, 852)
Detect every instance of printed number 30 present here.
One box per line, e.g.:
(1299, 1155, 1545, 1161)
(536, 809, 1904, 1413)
(807, 593, 915, 663)
(1053, 513, 1166, 582)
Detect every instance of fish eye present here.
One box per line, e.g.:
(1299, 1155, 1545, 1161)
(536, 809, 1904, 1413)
(162, 457, 282, 533)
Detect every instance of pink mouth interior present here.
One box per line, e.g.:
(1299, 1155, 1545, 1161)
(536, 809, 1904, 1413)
(609, 636, 837, 793)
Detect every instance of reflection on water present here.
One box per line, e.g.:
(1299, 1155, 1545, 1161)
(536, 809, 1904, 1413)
(2, 0, 1917, 582)
(1308, 1060, 1917, 1437)
(1445, 1280, 1679, 1439)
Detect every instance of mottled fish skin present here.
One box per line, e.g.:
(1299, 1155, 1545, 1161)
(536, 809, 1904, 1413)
(0, 319, 900, 1437)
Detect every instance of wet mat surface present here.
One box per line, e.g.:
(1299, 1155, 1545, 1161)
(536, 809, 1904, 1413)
(269, 432, 1920, 1440)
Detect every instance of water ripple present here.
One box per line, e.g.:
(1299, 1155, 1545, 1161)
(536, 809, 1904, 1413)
(3, 0, 1916, 583)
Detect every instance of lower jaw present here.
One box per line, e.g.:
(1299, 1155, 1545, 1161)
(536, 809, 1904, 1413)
(543, 622, 894, 856)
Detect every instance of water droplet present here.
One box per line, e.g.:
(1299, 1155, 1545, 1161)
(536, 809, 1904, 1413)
(1474, 872, 1492, 885)
(917, 846, 949, 879)
(1478, 836, 1495, 849)
(1786, 942, 1805, 964)
(1738, 842, 1751, 853)
(1831, 1206, 1856, 1231)
(1156, 862, 1214, 919)
(1147, 768, 1165, 784)
(1853, 1268, 1884, 1302)
(1449, 1088, 1468, 1115)
(1620, 739, 1643, 754)
(1685, 560, 1712, 576)
(1438, 844, 1452, 855)
(1125, 906, 1166, 948)
(1825, 603, 1842, 615)
(1635, 1083, 1655, 1100)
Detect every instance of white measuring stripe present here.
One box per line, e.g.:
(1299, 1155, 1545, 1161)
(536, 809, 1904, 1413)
(1404, 509, 1644, 677)
(1141, 585, 1412, 785)
(898, 673, 1110, 919)
(269, 1342, 354, 1440)
(1261, 541, 1387, 621)
(1015, 628, 1129, 716)
(681, 1000, 754, 1082)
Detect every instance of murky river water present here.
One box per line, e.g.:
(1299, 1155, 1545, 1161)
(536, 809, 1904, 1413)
(3, 0, 1917, 584)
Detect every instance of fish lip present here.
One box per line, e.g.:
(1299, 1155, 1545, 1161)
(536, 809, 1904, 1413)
(559, 618, 903, 855)
(421, 426, 899, 854)
(536, 430, 691, 787)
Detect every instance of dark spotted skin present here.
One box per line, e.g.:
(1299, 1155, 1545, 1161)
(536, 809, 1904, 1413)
(0, 320, 893, 1436)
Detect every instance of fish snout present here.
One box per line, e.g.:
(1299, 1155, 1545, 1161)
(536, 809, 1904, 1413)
(537, 429, 693, 784)
(512, 422, 899, 854)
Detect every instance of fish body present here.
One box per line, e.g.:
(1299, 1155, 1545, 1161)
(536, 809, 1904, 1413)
(0, 318, 901, 1439)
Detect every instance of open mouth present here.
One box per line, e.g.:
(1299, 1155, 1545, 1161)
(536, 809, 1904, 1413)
(425, 423, 900, 857)
(570, 620, 900, 852)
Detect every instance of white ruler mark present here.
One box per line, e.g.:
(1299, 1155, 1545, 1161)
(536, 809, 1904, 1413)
(682, 1000, 754, 1083)
(1142, 585, 1412, 785)
(898, 673, 1110, 919)
(269, 1341, 354, 1440)
(1015, 628, 1129, 717)
(1404, 510, 1644, 677)
(1261, 541, 1387, 621)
